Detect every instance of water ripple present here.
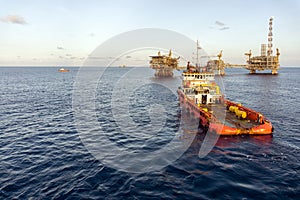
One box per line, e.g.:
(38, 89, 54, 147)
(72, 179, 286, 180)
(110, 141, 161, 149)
(0, 67, 299, 199)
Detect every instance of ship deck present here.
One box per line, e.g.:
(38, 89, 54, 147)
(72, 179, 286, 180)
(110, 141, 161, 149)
(205, 104, 261, 129)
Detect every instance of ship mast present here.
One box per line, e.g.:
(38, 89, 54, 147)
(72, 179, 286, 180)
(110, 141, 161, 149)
(196, 40, 199, 67)
(196, 40, 201, 68)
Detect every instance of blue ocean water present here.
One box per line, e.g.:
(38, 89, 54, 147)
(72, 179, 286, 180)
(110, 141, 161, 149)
(0, 67, 299, 199)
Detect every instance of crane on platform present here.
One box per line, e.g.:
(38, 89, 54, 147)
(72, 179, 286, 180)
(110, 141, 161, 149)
(205, 50, 246, 75)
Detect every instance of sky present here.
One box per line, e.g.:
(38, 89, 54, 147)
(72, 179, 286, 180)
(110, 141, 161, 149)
(0, 0, 300, 67)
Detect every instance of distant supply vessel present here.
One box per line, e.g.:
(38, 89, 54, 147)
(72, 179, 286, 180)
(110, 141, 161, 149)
(178, 64, 273, 135)
(149, 50, 180, 77)
(58, 68, 70, 72)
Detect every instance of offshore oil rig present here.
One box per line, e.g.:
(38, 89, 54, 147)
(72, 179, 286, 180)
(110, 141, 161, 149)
(149, 50, 180, 77)
(245, 17, 280, 74)
(207, 17, 280, 75)
(149, 17, 280, 77)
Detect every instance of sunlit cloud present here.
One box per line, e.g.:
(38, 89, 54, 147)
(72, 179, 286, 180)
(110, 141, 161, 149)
(0, 15, 27, 25)
(57, 46, 64, 50)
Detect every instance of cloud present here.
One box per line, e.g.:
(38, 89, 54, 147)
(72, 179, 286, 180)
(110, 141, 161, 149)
(219, 27, 230, 30)
(65, 54, 72, 56)
(210, 20, 230, 31)
(215, 21, 225, 26)
(125, 55, 131, 59)
(87, 56, 120, 60)
(88, 56, 105, 60)
(89, 33, 95, 37)
(57, 46, 64, 50)
(0, 15, 27, 25)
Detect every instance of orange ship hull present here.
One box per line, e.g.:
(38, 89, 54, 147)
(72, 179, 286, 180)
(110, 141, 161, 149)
(178, 89, 273, 135)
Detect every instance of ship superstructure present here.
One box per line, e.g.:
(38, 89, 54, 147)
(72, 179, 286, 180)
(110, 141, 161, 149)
(181, 64, 222, 105)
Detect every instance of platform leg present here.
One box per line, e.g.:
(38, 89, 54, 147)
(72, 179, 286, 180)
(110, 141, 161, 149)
(249, 69, 256, 74)
(271, 69, 278, 75)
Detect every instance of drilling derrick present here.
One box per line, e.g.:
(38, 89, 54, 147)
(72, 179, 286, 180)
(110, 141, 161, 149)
(245, 17, 280, 74)
(149, 50, 179, 77)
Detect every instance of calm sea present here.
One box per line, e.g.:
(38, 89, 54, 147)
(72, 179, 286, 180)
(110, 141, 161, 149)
(0, 67, 299, 199)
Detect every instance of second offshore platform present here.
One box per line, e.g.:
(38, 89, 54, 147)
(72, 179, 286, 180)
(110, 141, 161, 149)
(150, 17, 280, 76)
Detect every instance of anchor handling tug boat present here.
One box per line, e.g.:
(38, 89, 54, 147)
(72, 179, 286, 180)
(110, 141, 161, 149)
(177, 63, 273, 135)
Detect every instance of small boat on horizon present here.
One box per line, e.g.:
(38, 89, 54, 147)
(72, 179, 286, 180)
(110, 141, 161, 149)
(58, 68, 70, 72)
